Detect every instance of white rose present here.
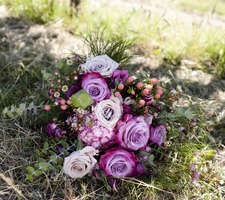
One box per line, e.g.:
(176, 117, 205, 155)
(63, 146, 98, 179)
(80, 55, 119, 77)
(94, 96, 123, 129)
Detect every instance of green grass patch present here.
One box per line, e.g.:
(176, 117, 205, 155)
(177, 0, 225, 16)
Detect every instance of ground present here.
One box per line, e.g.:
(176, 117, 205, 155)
(0, 0, 225, 199)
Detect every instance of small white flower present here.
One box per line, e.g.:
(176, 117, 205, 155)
(80, 55, 119, 77)
(62, 85, 68, 92)
(63, 146, 98, 179)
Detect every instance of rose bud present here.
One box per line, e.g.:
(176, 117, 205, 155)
(128, 76, 135, 83)
(118, 83, 124, 90)
(139, 100, 145, 106)
(115, 92, 121, 97)
(136, 82, 143, 89)
(151, 78, 158, 84)
(67, 100, 71, 105)
(60, 99, 66, 105)
(131, 90, 135, 95)
(60, 105, 67, 110)
(44, 105, 51, 111)
(155, 94, 161, 99)
(143, 89, 149, 95)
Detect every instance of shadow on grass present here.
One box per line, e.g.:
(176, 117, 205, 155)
(0, 17, 56, 110)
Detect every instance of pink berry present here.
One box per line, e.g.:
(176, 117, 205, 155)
(118, 83, 124, 90)
(67, 100, 71, 105)
(139, 100, 145, 106)
(54, 72, 58, 76)
(151, 78, 158, 84)
(131, 90, 135, 95)
(146, 85, 153, 91)
(155, 94, 161, 99)
(60, 99, 66, 105)
(44, 105, 50, 111)
(143, 89, 149, 95)
(115, 92, 121, 97)
(60, 105, 67, 110)
(136, 82, 143, 89)
(157, 88, 163, 95)
(128, 76, 135, 83)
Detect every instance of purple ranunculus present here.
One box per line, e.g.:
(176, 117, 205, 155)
(144, 94, 155, 105)
(45, 122, 66, 138)
(81, 72, 110, 102)
(46, 122, 57, 136)
(112, 70, 128, 83)
(99, 148, 137, 178)
(135, 163, 145, 176)
(66, 83, 80, 99)
(149, 125, 167, 146)
(116, 116, 150, 151)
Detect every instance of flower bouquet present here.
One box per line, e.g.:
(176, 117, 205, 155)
(26, 37, 192, 188)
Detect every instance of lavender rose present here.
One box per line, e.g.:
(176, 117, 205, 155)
(116, 116, 150, 151)
(81, 72, 110, 102)
(99, 149, 137, 178)
(149, 125, 167, 146)
(80, 55, 119, 77)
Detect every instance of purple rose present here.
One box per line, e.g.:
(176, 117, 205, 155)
(116, 116, 150, 151)
(81, 72, 110, 102)
(99, 148, 137, 178)
(112, 70, 128, 83)
(66, 83, 80, 99)
(149, 125, 167, 146)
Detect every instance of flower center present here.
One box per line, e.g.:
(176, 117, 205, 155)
(89, 87, 100, 96)
(103, 106, 114, 121)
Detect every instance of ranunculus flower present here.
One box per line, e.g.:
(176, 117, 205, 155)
(81, 72, 110, 102)
(79, 121, 115, 148)
(63, 146, 98, 179)
(149, 125, 167, 146)
(116, 116, 150, 151)
(99, 149, 137, 178)
(80, 55, 119, 77)
(66, 83, 80, 99)
(46, 122, 67, 138)
(112, 70, 128, 83)
(94, 96, 122, 129)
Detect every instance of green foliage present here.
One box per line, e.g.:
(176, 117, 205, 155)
(3, 0, 72, 24)
(84, 30, 133, 64)
(71, 89, 94, 109)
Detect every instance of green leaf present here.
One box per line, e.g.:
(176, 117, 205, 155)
(19, 103, 26, 112)
(26, 174, 33, 182)
(33, 169, 43, 177)
(38, 161, 50, 171)
(71, 89, 93, 109)
(26, 166, 35, 174)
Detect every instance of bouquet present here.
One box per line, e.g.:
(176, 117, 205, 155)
(40, 53, 182, 182)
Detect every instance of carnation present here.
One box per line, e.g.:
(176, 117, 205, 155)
(79, 121, 115, 148)
(99, 148, 137, 178)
